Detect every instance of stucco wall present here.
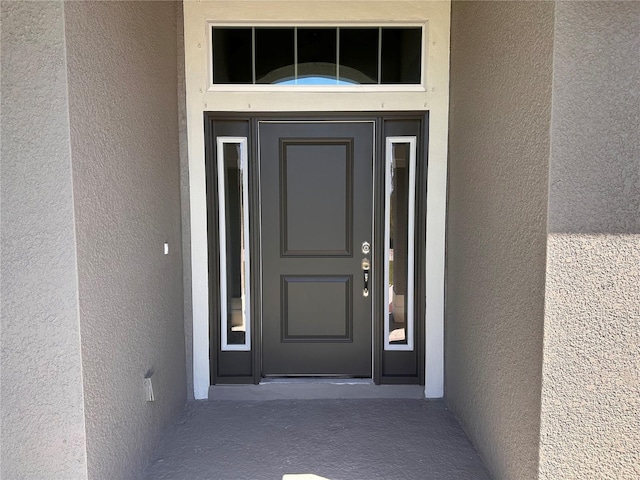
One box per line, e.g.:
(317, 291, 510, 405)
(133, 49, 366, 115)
(0, 2, 89, 478)
(539, 2, 640, 478)
(446, 2, 553, 479)
(63, 2, 186, 479)
(177, 2, 195, 401)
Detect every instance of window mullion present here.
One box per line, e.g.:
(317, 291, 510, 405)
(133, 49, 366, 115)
(378, 27, 382, 85)
(336, 28, 340, 84)
(294, 27, 298, 84)
(251, 28, 256, 84)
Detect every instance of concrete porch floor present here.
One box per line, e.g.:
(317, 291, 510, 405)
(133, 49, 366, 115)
(141, 399, 491, 480)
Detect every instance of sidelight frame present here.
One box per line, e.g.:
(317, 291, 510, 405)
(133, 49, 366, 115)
(205, 113, 427, 387)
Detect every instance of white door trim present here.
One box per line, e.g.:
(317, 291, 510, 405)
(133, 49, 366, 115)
(184, 1, 450, 399)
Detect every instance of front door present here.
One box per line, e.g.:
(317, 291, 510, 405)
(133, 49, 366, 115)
(259, 121, 374, 376)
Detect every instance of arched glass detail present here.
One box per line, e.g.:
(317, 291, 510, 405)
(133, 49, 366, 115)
(277, 76, 358, 86)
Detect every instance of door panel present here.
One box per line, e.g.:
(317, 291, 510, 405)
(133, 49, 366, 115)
(282, 275, 352, 341)
(281, 141, 353, 256)
(260, 121, 374, 376)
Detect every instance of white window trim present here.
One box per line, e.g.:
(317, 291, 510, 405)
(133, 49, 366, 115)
(207, 23, 428, 92)
(217, 137, 251, 351)
(384, 136, 417, 351)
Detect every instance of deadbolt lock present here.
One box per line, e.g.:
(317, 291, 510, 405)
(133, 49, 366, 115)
(361, 241, 371, 255)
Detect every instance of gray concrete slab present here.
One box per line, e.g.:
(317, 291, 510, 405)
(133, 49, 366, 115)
(141, 399, 491, 480)
(210, 382, 425, 400)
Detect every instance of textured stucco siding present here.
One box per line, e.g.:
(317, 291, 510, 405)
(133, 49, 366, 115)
(177, 2, 194, 401)
(0, 2, 89, 478)
(539, 2, 640, 478)
(446, 2, 553, 479)
(546, 2, 640, 235)
(63, 2, 186, 479)
(540, 235, 640, 479)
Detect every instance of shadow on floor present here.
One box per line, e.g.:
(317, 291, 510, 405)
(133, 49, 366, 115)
(141, 399, 491, 480)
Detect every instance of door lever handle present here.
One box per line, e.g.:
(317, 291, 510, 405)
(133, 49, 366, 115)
(361, 258, 370, 297)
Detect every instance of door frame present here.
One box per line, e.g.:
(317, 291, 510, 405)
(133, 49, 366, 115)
(184, 1, 450, 399)
(258, 119, 377, 379)
(205, 112, 428, 386)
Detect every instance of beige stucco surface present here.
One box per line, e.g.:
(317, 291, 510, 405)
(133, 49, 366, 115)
(539, 2, 640, 478)
(177, 3, 195, 401)
(0, 2, 89, 478)
(546, 2, 640, 236)
(540, 235, 639, 479)
(64, 2, 187, 479)
(446, 2, 553, 479)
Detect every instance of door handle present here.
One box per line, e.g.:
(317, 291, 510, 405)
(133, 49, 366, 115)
(361, 258, 370, 297)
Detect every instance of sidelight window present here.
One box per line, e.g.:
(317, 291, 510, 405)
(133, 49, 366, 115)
(384, 137, 417, 351)
(211, 26, 423, 86)
(217, 138, 251, 351)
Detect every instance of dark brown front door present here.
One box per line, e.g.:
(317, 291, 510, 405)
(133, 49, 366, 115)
(260, 121, 374, 376)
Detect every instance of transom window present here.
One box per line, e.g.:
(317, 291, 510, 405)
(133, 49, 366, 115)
(211, 26, 423, 86)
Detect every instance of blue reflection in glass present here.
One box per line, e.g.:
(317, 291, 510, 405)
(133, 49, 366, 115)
(276, 76, 358, 86)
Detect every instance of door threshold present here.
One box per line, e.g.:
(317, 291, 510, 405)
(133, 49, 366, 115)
(261, 377, 374, 385)
(208, 382, 424, 401)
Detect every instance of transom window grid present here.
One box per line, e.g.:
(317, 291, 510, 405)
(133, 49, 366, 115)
(209, 25, 425, 88)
